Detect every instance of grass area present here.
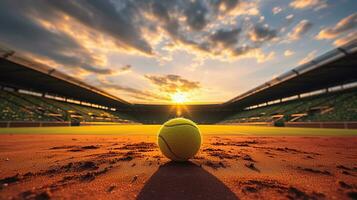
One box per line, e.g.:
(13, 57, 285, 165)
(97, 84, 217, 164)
(0, 125, 356, 136)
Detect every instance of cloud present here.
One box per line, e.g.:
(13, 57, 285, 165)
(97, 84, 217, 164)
(234, 3, 260, 16)
(249, 25, 278, 42)
(211, 0, 240, 12)
(298, 50, 317, 65)
(233, 47, 275, 63)
(284, 50, 295, 56)
(210, 28, 241, 48)
(94, 72, 202, 102)
(95, 78, 170, 102)
(290, 0, 327, 10)
(286, 14, 294, 22)
(145, 74, 201, 93)
(146, 0, 268, 62)
(333, 32, 357, 46)
(272, 7, 282, 15)
(184, 1, 209, 31)
(0, 0, 271, 66)
(148, 2, 212, 55)
(47, 1, 154, 55)
(288, 20, 313, 40)
(316, 13, 357, 40)
(0, 1, 116, 75)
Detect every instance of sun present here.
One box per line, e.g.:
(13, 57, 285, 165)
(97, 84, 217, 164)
(171, 92, 187, 104)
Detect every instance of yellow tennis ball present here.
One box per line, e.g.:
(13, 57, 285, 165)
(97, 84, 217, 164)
(158, 118, 201, 161)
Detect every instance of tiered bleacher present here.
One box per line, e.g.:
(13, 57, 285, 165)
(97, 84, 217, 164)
(220, 88, 357, 127)
(0, 89, 136, 126)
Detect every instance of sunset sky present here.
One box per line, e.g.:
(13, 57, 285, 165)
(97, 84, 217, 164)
(0, 0, 356, 104)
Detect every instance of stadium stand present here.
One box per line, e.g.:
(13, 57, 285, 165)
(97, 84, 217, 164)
(220, 87, 357, 126)
(0, 88, 136, 127)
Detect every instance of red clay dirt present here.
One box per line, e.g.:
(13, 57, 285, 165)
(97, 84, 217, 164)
(0, 134, 356, 200)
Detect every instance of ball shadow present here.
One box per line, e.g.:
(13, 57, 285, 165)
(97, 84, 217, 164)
(137, 161, 238, 200)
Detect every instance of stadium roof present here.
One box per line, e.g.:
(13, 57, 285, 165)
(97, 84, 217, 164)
(224, 40, 357, 110)
(0, 46, 131, 109)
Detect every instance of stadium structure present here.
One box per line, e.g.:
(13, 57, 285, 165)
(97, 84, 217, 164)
(0, 40, 356, 128)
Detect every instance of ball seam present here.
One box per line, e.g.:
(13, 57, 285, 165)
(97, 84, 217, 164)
(164, 123, 198, 129)
(158, 135, 185, 161)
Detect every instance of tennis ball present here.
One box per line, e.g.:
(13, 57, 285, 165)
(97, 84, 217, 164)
(158, 118, 201, 161)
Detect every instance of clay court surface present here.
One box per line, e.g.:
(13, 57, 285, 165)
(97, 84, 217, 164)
(0, 125, 357, 200)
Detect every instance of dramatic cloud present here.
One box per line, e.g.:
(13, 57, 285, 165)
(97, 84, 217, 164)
(0, 0, 353, 103)
(288, 20, 313, 40)
(0, 1, 117, 75)
(290, 0, 327, 10)
(145, 74, 201, 93)
(146, 0, 266, 61)
(316, 13, 357, 40)
(0, 0, 273, 69)
(47, 1, 153, 55)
